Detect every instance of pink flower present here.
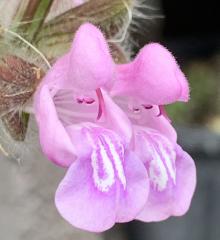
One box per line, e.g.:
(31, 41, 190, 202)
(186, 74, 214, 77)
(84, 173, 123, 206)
(34, 23, 196, 232)
(120, 105, 196, 221)
(34, 23, 149, 232)
(110, 37, 196, 221)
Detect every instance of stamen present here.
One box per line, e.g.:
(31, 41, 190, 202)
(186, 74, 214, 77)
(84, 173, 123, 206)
(128, 101, 142, 113)
(142, 104, 153, 110)
(96, 88, 105, 120)
(76, 97, 95, 104)
(133, 107, 140, 113)
(84, 97, 95, 104)
(157, 105, 171, 122)
(76, 98, 84, 104)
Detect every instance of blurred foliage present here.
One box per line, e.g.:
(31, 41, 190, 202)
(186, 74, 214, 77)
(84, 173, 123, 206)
(167, 56, 220, 129)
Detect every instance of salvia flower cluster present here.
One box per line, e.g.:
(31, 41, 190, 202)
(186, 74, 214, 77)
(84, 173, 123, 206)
(34, 23, 196, 232)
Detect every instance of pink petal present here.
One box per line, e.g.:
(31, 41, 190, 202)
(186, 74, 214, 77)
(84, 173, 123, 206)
(138, 106, 177, 143)
(112, 43, 189, 105)
(55, 158, 117, 232)
(113, 99, 177, 143)
(68, 23, 115, 91)
(43, 24, 115, 91)
(171, 145, 197, 216)
(116, 151, 149, 222)
(55, 127, 122, 232)
(135, 129, 196, 222)
(100, 90, 132, 145)
(55, 126, 149, 232)
(34, 84, 76, 167)
(42, 54, 70, 88)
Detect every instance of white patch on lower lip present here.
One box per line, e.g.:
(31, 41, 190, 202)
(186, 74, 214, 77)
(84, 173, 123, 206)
(139, 131, 176, 192)
(91, 140, 115, 192)
(149, 146, 169, 191)
(88, 129, 126, 192)
(104, 136, 126, 190)
(157, 141, 176, 184)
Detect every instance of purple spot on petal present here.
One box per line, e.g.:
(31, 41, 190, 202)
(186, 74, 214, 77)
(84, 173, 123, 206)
(142, 104, 153, 110)
(76, 98, 84, 104)
(133, 107, 140, 113)
(84, 97, 95, 104)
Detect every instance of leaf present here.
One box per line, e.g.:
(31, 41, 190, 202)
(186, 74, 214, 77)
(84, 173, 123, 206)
(46, 0, 89, 21)
(0, 55, 43, 141)
(35, 0, 134, 60)
(1, 111, 29, 141)
(0, 0, 22, 28)
(22, 0, 54, 42)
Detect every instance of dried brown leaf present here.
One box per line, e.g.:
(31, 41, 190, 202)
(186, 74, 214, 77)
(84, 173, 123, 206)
(0, 55, 44, 140)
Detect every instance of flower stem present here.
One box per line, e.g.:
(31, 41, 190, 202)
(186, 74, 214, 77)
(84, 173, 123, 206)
(23, 0, 54, 42)
(22, 0, 42, 21)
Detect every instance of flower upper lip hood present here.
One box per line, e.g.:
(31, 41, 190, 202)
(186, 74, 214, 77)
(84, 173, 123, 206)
(67, 23, 115, 91)
(112, 43, 189, 105)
